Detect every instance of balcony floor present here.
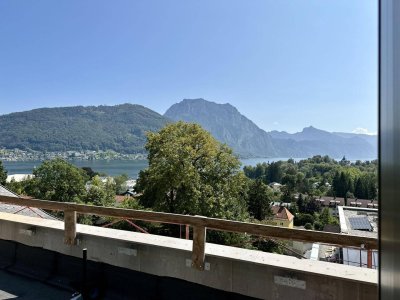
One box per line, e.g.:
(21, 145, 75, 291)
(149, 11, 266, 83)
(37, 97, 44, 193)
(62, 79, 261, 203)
(0, 270, 71, 300)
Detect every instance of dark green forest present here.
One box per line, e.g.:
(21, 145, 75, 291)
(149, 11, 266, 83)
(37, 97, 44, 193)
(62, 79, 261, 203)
(0, 104, 169, 153)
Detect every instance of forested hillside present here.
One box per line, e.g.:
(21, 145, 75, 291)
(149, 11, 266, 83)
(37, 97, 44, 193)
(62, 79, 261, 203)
(0, 104, 169, 153)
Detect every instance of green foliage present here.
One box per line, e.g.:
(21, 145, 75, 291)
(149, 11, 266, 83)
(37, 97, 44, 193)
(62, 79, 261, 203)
(296, 194, 321, 214)
(207, 230, 251, 248)
(252, 238, 285, 254)
(114, 174, 130, 194)
(120, 197, 146, 210)
(313, 221, 323, 231)
(243, 155, 378, 200)
(0, 161, 7, 185)
(0, 104, 169, 153)
(294, 213, 315, 226)
(354, 173, 377, 199)
(30, 158, 87, 202)
(304, 223, 313, 230)
(6, 179, 26, 195)
(247, 179, 274, 220)
(84, 176, 116, 206)
(137, 122, 249, 221)
(81, 167, 100, 179)
(319, 207, 337, 226)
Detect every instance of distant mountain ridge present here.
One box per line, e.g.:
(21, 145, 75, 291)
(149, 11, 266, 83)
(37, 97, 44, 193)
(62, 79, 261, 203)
(0, 104, 169, 153)
(165, 99, 377, 159)
(165, 99, 278, 157)
(0, 100, 377, 159)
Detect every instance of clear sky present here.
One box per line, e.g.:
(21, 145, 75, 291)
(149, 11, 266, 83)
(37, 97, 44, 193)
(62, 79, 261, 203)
(0, 0, 377, 134)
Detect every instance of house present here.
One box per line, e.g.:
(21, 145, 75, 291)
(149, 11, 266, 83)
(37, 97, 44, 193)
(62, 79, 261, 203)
(0, 185, 56, 220)
(317, 196, 378, 209)
(337, 206, 378, 269)
(123, 179, 137, 190)
(6, 174, 35, 183)
(266, 205, 294, 228)
(268, 182, 282, 190)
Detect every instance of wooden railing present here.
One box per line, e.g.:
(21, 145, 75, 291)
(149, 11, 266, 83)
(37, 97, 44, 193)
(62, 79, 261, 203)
(0, 195, 378, 270)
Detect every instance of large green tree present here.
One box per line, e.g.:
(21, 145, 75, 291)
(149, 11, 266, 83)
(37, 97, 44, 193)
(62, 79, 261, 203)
(136, 121, 248, 220)
(247, 179, 274, 220)
(0, 161, 7, 186)
(30, 158, 87, 202)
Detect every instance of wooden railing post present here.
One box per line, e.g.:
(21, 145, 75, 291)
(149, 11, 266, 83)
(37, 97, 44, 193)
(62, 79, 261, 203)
(64, 210, 77, 245)
(191, 225, 206, 270)
(185, 224, 190, 240)
(367, 249, 373, 268)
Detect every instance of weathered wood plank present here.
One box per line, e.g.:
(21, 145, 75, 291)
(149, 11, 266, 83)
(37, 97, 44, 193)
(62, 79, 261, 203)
(64, 210, 77, 245)
(192, 226, 206, 270)
(0, 195, 378, 249)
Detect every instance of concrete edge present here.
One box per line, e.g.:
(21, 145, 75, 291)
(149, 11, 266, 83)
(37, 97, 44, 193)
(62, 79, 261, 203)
(0, 212, 378, 286)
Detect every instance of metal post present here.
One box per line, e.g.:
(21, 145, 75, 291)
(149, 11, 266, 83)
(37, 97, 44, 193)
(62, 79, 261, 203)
(82, 248, 87, 299)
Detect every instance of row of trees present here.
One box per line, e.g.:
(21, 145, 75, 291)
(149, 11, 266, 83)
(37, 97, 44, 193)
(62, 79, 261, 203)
(332, 171, 377, 200)
(2, 159, 129, 208)
(244, 156, 378, 200)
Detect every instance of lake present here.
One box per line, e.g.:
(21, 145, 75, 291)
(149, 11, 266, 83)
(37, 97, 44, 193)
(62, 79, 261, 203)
(2, 157, 376, 179)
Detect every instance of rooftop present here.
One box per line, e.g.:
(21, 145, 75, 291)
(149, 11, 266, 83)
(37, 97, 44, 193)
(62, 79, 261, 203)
(271, 205, 294, 221)
(317, 197, 379, 209)
(0, 185, 56, 220)
(339, 206, 378, 238)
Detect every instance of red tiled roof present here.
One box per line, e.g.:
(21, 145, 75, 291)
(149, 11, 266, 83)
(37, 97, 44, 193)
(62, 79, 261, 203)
(271, 205, 294, 221)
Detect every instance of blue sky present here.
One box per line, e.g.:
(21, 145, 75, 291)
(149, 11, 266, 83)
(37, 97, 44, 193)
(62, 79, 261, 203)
(0, 0, 377, 134)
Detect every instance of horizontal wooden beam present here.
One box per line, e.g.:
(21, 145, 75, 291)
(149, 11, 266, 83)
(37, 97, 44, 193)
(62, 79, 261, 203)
(0, 195, 378, 249)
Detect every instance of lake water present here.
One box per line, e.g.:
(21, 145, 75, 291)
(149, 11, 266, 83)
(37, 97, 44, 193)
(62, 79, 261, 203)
(2, 157, 376, 179)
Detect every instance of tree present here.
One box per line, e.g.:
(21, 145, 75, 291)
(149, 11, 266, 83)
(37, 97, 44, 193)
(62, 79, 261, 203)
(281, 173, 296, 202)
(304, 223, 313, 230)
(136, 122, 249, 221)
(266, 161, 283, 183)
(114, 173, 129, 194)
(313, 221, 323, 231)
(247, 179, 274, 220)
(319, 207, 333, 226)
(294, 213, 315, 226)
(297, 194, 306, 213)
(81, 167, 99, 179)
(354, 177, 364, 199)
(84, 175, 116, 206)
(0, 161, 7, 185)
(30, 158, 87, 202)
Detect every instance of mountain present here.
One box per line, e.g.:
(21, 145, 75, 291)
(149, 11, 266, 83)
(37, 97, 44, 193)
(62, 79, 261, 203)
(0, 104, 169, 153)
(165, 99, 377, 159)
(332, 132, 377, 149)
(164, 99, 278, 157)
(271, 127, 376, 158)
(0, 100, 377, 159)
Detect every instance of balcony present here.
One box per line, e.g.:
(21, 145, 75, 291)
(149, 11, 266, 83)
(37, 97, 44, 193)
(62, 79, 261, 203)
(0, 195, 377, 299)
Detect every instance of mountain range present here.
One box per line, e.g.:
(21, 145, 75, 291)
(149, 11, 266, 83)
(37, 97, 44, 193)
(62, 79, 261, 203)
(165, 99, 377, 159)
(0, 99, 377, 159)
